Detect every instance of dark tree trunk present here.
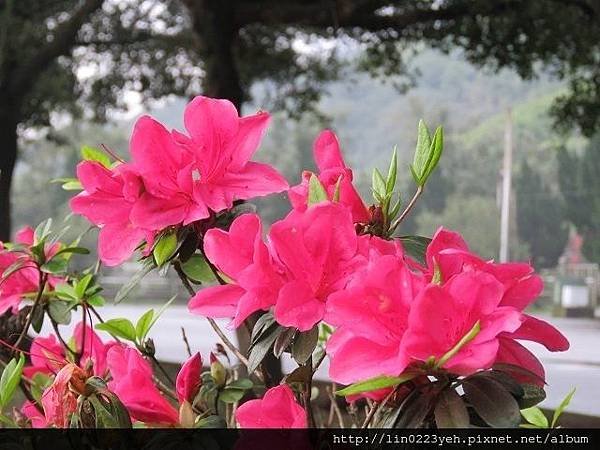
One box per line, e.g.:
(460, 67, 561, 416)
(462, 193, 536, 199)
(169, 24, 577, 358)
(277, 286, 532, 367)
(186, 0, 245, 109)
(185, 0, 282, 384)
(0, 104, 18, 242)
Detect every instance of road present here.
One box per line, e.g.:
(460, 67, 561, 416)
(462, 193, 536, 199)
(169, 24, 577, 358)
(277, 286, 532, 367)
(39, 305, 600, 417)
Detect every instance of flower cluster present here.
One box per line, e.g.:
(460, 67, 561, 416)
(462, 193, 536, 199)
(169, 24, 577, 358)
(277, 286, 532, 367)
(70, 96, 288, 266)
(0, 96, 572, 430)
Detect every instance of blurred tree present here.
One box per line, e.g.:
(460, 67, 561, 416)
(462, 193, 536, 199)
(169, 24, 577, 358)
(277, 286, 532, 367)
(515, 160, 568, 268)
(558, 135, 600, 263)
(2, 0, 600, 241)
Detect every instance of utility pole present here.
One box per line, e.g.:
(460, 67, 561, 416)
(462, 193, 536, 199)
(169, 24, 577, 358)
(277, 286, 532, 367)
(500, 109, 513, 263)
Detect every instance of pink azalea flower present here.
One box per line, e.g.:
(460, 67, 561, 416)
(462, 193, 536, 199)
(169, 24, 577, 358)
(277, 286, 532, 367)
(106, 344, 179, 425)
(21, 401, 49, 428)
(129, 96, 288, 230)
(189, 213, 284, 328)
(325, 248, 423, 385)
(191, 202, 362, 331)
(70, 161, 154, 266)
(269, 202, 362, 331)
(24, 322, 109, 378)
(176, 352, 202, 404)
(0, 226, 64, 314)
(288, 130, 370, 223)
(40, 364, 82, 428)
(422, 227, 569, 379)
(235, 384, 306, 428)
(401, 270, 524, 375)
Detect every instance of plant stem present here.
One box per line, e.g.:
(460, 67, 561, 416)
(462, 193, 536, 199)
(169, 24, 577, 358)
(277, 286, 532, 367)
(49, 313, 75, 356)
(173, 261, 264, 382)
(181, 327, 192, 358)
(303, 356, 315, 428)
(326, 384, 345, 428)
(361, 386, 398, 429)
(388, 185, 423, 235)
(13, 272, 47, 354)
(149, 354, 175, 386)
(153, 375, 178, 401)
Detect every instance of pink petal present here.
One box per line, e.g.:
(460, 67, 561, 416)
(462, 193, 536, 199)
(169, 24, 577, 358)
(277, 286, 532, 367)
(203, 214, 261, 279)
(176, 352, 202, 403)
(98, 223, 147, 267)
(235, 384, 306, 428)
(219, 161, 289, 199)
(327, 329, 407, 385)
(76, 161, 122, 195)
(274, 280, 324, 331)
(184, 96, 239, 151)
(495, 337, 546, 385)
(505, 314, 570, 351)
(227, 111, 271, 171)
(130, 115, 184, 180)
(130, 192, 193, 230)
(313, 130, 346, 172)
(15, 227, 34, 246)
(188, 284, 244, 319)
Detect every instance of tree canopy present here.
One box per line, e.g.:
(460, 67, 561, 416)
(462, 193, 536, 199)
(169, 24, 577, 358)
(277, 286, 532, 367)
(1, 0, 599, 240)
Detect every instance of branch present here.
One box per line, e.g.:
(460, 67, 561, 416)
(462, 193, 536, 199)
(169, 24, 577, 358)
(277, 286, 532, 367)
(9, 0, 105, 98)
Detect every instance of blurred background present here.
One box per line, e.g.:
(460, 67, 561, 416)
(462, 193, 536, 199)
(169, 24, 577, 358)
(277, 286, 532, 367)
(2, 0, 600, 421)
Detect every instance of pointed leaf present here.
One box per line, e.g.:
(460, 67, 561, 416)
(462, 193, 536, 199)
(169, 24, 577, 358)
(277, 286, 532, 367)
(335, 372, 417, 397)
(521, 407, 549, 428)
(308, 174, 328, 205)
(551, 388, 576, 428)
(81, 145, 111, 168)
(435, 388, 470, 428)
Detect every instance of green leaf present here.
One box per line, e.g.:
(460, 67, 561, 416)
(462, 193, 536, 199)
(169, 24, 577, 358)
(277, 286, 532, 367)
(273, 327, 296, 358)
(96, 318, 137, 342)
(250, 312, 276, 346)
(219, 388, 245, 403)
(147, 294, 176, 332)
(195, 415, 227, 428)
(551, 387, 576, 428)
(61, 180, 83, 191)
(291, 325, 319, 365)
(394, 389, 434, 429)
(48, 300, 72, 325)
(521, 406, 549, 428)
(332, 175, 342, 202)
(53, 246, 90, 258)
(75, 274, 94, 299)
(87, 294, 106, 307)
(399, 235, 431, 265)
(372, 168, 387, 200)
(386, 146, 398, 193)
(227, 378, 253, 390)
(410, 121, 444, 186)
(463, 376, 521, 427)
(248, 325, 284, 373)
(434, 388, 470, 428)
(136, 309, 155, 342)
(53, 282, 78, 301)
(40, 257, 68, 274)
(81, 145, 111, 168)
(518, 384, 547, 409)
(0, 354, 25, 409)
(34, 218, 53, 245)
(115, 259, 155, 303)
(307, 174, 328, 205)
(181, 254, 216, 283)
(153, 231, 178, 267)
(435, 320, 480, 368)
(411, 119, 432, 184)
(336, 372, 417, 397)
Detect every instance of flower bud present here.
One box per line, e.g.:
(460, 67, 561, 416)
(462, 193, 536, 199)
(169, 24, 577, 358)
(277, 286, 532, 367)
(210, 352, 227, 387)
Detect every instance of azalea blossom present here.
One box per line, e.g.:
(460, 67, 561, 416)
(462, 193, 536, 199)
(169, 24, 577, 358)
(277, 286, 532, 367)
(235, 384, 306, 428)
(190, 202, 363, 331)
(288, 130, 369, 223)
(421, 227, 569, 381)
(401, 270, 524, 374)
(0, 226, 64, 314)
(40, 363, 86, 428)
(129, 96, 288, 230)
(325, 246, 423, 385)
(21, 401, 49, 428)
(176, 352, 202, 404)
(189, 213, 284, 328)
(106, 344, 179, 425)
(71, 96, 287, 266)
(23, 322, 109, 379)
(70, 162, 154, 266)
